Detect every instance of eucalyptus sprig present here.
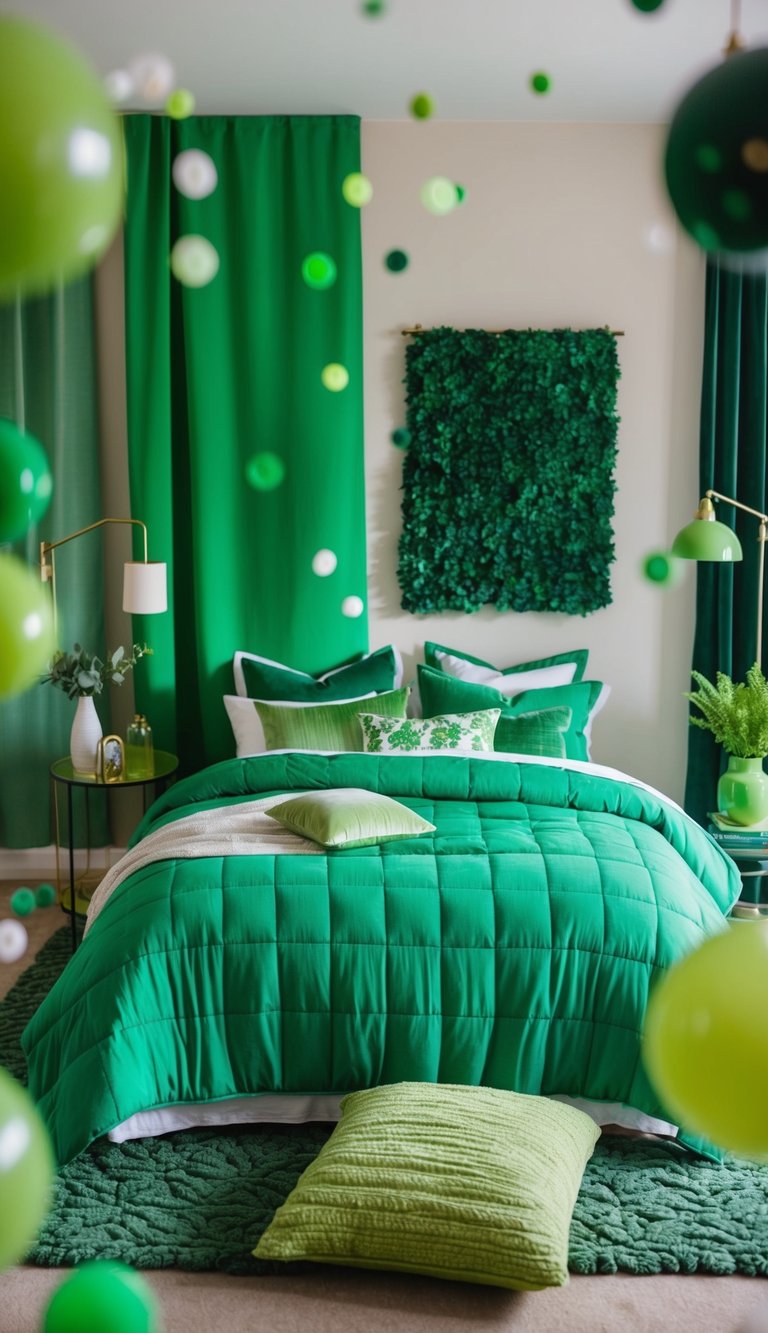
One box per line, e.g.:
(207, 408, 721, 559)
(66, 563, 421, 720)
(41, 643, 152, 700)
(686, 662, 768, 759)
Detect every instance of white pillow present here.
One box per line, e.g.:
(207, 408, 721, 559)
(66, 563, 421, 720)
(434, 651, 577, 697)
(233, 646, 403, 698)
(223, 692, 377, 758)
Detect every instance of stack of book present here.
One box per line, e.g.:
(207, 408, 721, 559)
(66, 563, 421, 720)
(707, 814, 768, 908)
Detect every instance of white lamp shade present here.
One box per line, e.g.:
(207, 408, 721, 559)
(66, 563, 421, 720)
(123, 562, 167, 614)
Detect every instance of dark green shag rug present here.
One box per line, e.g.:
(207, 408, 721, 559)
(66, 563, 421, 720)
(3, 928, 768, 1277)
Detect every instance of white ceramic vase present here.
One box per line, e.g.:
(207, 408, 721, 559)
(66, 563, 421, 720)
(70, 695, 103, 777)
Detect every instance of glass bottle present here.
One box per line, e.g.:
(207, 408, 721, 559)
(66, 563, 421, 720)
(125, 713, 154, 779)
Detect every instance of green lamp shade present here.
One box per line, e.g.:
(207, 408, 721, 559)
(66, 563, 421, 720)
(671, 518, 744, 561)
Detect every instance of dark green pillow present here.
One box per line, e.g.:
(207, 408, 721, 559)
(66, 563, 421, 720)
(237, 644, 402, 702)
(417, 665, 608, 762)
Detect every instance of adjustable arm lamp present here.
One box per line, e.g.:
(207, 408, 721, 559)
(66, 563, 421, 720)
(671, 489, 767, 669)
(39, 517, 167, 641)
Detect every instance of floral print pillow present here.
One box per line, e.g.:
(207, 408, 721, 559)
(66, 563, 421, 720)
(358, 708, 500, 754)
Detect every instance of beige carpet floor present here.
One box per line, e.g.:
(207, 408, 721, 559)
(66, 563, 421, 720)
(0, 880, 765, 1333)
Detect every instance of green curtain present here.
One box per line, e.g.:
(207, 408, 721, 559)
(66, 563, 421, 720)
(685, 260, 768, 826)
(0, 281, 109, 848)
(123, 115, 367, 772)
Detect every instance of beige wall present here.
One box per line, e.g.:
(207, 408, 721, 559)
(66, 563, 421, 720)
(360, 121, 706, 803)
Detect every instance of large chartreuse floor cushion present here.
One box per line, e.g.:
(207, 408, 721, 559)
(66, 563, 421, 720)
(254, 1081, 601, 1289)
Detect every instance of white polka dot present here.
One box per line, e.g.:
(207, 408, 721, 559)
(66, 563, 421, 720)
(312, 549, 337, 577)
(341, 595, 364, 618)
(172, 150, 218, 201)
(0, 918, 27, 964)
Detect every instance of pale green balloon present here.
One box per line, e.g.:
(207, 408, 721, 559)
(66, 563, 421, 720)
(321, 363, 349, 392)
(170, 235, 220, 288)
(342, 172, 373, 207)
(0, 554, 57, 699)
(643, 922, 768, 1155)
(0, 1067, 54, 1271)
(0, 15, 123, 299)
(420, 176, 459, 216)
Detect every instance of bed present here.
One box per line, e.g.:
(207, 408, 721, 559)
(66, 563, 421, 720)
(22, 749, 740, 1166)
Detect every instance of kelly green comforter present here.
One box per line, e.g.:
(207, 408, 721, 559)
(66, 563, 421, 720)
(22, 753, 740, 1164)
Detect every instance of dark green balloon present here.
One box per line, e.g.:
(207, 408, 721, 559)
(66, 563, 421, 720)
(10, 887, 36, 917)
(665, 49, 768, 262)
(631, 0, 665, 10)
(385, 249, 409, 273)
(35, 883, 57, 908)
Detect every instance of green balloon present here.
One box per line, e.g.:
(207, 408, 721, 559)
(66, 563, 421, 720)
(0, 16, 123, 299)
(665, 48, 768, 263)
(35, 883, 57, 908)
(643, 923, 768, 1155)
(42, 1261, 161, 1333)
(0, 554, 57, 700)
(245, 452, 285, 491)
(0, 1067, 54, 1271)
(10, 887, 36, 917)
(0, 418, 52, 542)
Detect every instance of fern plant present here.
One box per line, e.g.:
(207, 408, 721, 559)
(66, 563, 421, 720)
(686, 663, 768, 758)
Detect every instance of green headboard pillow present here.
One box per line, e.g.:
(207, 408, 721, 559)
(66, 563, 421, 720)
(254, 1081, 600, 1290)
(253, 686, 410, 752)
(234, 644, 402, 701)
(424, 642, 589, 693)
(417, 666, 608, 762)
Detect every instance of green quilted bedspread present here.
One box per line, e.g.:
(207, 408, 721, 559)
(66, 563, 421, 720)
(21, 753, 740, 1164)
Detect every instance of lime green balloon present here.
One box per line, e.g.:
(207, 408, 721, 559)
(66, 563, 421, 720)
(409, 92, 435, 120)
(342, 172, 373, 207)
(42, 1261, 161, 1333)
(0, 1067, 54, 1271)
(165, 88, 195, 120)
(301, 252, 337, 290)
(643, 923, 768, 1155)
(0, 16, 123, 299)
(321, 363, 349, 392)
(0, 554, 56, 700)
(0, 418, 53, 542)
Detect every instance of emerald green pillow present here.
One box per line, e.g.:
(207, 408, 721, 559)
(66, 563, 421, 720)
(495, 706, 572, 758)
(235, 644, 402, 701)
(359, 708, 500, 754)
(254, 686, 409, 752)
(417, 665, 608, 762)
(254, 1082, 600, 1290)
(424, 642, 589, 686)
(265, 788, 436, 849)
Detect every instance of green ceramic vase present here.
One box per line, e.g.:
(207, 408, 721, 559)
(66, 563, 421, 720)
(717, 756, 768, 827)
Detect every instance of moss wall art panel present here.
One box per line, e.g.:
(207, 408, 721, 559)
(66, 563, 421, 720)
(397, 327, 620, 616)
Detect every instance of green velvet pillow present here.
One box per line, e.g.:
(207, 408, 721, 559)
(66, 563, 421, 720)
(495, 706, 572, 758)
(236, 644, 402, 701)
(254, 1082, 600, 1290)
(424, 641, 589, 685)
(254, 686, 409, 752)
(359, 708, 500, 754)
(417, 665, 608, 762)
(265, 788, 436, 849)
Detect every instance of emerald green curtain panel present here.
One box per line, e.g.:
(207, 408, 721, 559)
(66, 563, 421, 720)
(123, 115, 367, 771)
(0, 281, 108, 848)
(685, 261, 768, 826)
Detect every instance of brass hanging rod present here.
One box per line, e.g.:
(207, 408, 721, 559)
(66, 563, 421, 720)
(401, 323, 624, 336)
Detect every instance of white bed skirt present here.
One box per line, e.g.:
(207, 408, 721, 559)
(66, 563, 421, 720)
(107, 1093, 678, 1144)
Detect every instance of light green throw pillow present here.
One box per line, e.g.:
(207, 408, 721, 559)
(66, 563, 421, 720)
(254, 686, 409, 751)
(254, 1082, 600, 1290)
(359, 708, 500, 754)
(265, 788, 436, 849)
(495, 706, 572, 759)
